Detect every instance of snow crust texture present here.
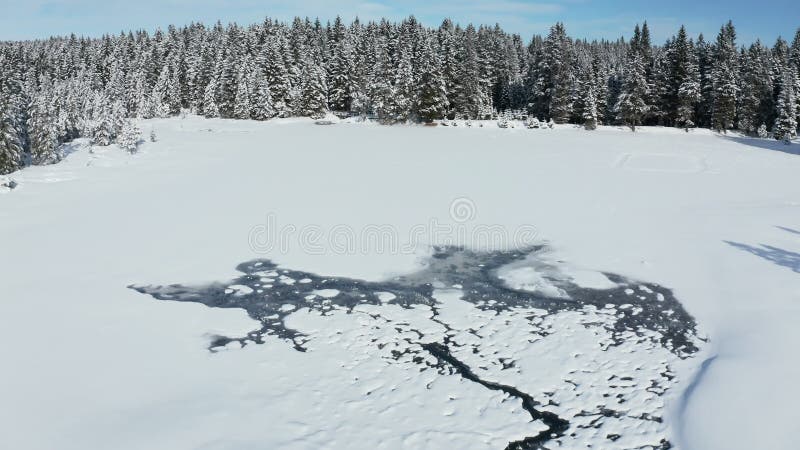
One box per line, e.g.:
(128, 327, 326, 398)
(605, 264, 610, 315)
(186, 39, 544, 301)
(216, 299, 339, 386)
(132, 246, 704, 449)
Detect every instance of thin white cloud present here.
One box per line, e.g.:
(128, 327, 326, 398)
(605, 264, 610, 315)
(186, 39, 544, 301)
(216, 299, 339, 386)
(0, 0, 790, 44)
(460, 1, 564, 14)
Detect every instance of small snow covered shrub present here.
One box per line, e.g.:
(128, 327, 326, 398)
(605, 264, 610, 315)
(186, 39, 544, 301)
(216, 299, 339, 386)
(92, 118, 113, 146)
(119, 120, 142, 154)
(1, 176, 18, 190)
(583, 114, 597, 131)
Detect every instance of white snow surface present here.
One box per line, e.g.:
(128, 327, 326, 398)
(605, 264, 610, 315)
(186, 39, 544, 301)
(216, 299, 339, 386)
(496, 248, 618, 298)
(1, 117, 799, 450)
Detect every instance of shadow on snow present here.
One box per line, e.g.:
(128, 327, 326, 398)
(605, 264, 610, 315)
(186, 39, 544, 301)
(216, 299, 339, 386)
(725, 240, 800, 274)
(720, 135, 799, 155)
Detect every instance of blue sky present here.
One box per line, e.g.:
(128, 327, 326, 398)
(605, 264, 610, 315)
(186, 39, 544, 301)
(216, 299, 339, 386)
(1, 0, 798, 45)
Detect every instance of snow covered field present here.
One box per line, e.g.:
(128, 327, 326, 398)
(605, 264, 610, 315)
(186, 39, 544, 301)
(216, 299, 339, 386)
(1, 117, 799, 449)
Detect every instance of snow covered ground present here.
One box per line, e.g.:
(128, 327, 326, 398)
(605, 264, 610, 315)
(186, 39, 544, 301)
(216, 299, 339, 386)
(1, 117, 799, 449)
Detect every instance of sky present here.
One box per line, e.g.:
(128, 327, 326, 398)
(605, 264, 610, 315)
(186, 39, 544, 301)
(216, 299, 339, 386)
(1, 0, 798, 45)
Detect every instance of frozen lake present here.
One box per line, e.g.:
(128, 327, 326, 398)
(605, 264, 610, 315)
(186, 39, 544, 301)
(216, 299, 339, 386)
(1, 117, 798, 449)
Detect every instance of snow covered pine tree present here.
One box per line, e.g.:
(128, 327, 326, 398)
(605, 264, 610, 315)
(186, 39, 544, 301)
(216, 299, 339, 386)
(119, 120, 142, 154)
(773, 68, 798, 144)
(0, 14, 798, 177)
(616, 50, 649, 131)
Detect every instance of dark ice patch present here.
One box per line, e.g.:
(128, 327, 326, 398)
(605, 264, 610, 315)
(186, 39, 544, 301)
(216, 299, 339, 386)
(130, 246, 703, 449)
(130, 246, 699, 356)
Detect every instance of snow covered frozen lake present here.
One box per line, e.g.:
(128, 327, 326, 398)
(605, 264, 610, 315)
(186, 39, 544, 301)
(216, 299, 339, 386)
(1, 117, 799, 449)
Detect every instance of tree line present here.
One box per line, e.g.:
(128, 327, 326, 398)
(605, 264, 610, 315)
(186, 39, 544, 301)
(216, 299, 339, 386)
(1, 16, 799, 174)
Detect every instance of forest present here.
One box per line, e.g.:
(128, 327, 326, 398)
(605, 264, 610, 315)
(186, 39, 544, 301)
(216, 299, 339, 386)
(1, 15, 799, 174)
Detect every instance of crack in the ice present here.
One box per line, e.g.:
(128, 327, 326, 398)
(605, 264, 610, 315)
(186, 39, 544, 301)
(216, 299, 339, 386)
(417, 294, 570, 448)
(422, 340, 569, 449)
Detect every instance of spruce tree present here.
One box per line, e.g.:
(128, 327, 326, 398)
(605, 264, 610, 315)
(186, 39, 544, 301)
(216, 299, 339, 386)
(579, 70, 598, 130)
(203, 78, 220, 118)
(711, 22, 738, 132)
(262, 34, 293, 117)
(582, 89, 598, 130)
(151, 65, 171, 118)
(453, 24, 488, 119)
(327, 16, 353, 111)
(217, 45, 239, 117)
(298, 56, 328, 118)
(691, 34, 713, 128)
(1, 51, 29, 157)
(28, 95, 60, 165)
(592, 56, 609, 125)
(542, 23, 573, 123)
(791, 29, 800, 76)
(369, 43, 396, 123)
(665, 26, 693, 125)
(438, 19, 460, 114)
(616, 53, 649, 131)
(774, 68, 798, 143)
(233, 66, 252, 120)
(675, 32, 702, 130)
(0, 113, 24, 174)
(415, 33, 449, 123)
(93, 116, 113, 146)
(640, 22, 659, 124)
(737, 41, 773, 134)
(118, 120, 142, 153)
(393, 33, 416, 122)
(640, 22, 654, 67)
(251, 71, 276, 120)
(166, 57, 183, 115)
(133, 70, 153, 119)
(677, 68, 701, 130)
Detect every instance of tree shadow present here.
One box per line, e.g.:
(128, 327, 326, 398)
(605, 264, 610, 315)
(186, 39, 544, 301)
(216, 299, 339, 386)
(724, 241, 800, 274)
(776, 225, 800, 236)
(720, 135, 800, 156)
(59, 140, 87, 158)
